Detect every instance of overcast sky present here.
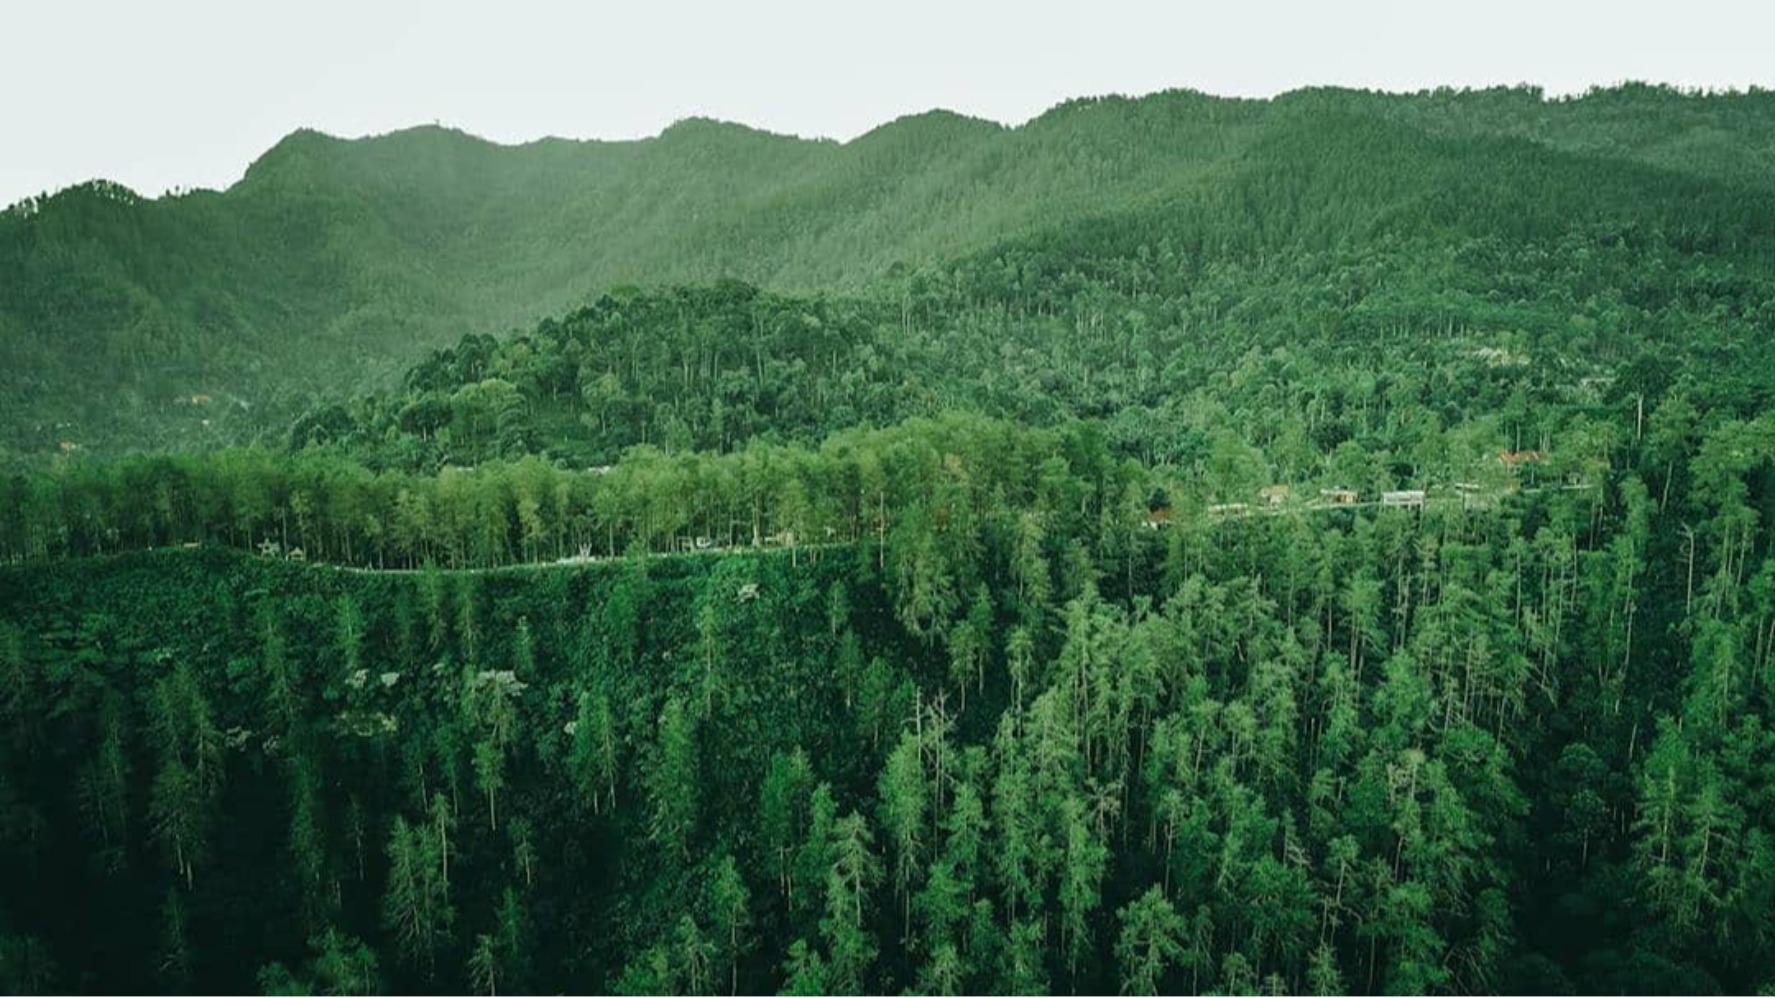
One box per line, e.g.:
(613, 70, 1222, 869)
(5, 0, 1773, 207)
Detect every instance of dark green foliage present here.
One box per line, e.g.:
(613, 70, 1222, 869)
(11, 84, 1775, 461)
(8, 82, 1775, 996)
(1, 397, 1773, 993)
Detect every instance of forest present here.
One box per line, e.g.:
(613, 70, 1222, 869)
(4, 84, 1775, 994)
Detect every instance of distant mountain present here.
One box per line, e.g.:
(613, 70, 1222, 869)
(5, 84, 1775, 456)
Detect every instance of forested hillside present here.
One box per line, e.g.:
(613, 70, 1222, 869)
(6, 402, 1775, 994)
(6, 83, 1775, 995)
(7, 84, 1775, 457)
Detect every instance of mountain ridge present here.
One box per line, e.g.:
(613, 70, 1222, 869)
(7, 82, 1775, 459)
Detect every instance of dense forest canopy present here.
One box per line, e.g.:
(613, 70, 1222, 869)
(5, 83, 1775, 995)
(6, 83, 1775, 457)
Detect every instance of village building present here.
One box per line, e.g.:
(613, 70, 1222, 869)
(1382, 490, 1426, 508)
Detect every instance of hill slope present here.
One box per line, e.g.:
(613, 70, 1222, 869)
(5, 84, 1775, 457)
(11, 83, 1775, 997)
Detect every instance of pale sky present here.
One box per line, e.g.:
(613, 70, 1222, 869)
(4, 0, 1773, 207)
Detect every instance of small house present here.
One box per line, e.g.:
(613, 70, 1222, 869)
(1259, 485, 1291, 507)
(1319, 488, 1359, 505)
(1143, 507, 1174, 529)
(1381, 490, 1426, 508)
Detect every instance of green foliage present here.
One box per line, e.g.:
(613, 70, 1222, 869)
(13, 84, 1775, 462)
(257, 929, 383, 996)
(382, 814, 453, 975)
(10, 81, 1775, 997)
(1115, 887, 1186, 995)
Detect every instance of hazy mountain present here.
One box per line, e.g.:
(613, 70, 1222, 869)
(4, 84, 1773, 456)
